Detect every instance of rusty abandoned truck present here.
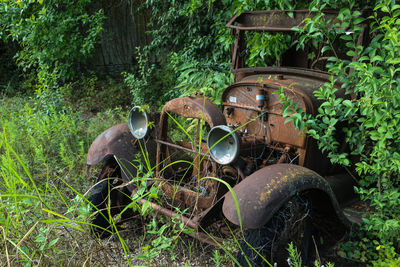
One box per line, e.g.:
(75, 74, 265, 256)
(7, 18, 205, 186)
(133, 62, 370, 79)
(86, 10, 366, 265)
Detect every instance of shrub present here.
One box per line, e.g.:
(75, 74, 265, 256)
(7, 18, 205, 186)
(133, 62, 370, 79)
(0, 0, 104, 82)
(282, 1, 400, 263)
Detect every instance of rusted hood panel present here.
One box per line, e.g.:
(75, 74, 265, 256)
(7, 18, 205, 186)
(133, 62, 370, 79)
(222, 164, 349, 229)
(161, 96, 226, 128)
(87, 123, 136, 165)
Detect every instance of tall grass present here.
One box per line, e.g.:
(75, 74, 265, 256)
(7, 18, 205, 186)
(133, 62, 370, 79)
(0, 95, 128, 265)
(0, 91, 261, 266)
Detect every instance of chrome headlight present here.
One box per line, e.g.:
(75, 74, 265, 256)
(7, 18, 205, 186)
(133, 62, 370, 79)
(207, 125, 239, 165)
(128, 106, 148, 139)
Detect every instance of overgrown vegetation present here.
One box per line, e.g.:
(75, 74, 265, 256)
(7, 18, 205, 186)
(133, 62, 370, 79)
(126, 0, 400, 264)
(1, 0, 400, 265)
(280, 0, 400, 264)
(123, 0, 309, 108)
(0, 0, 104, 82)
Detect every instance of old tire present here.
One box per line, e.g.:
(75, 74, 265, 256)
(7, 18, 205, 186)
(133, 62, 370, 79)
(236, 195, 313, 266)
(88, 179, 113, 238)
(88, 161, 132, 238)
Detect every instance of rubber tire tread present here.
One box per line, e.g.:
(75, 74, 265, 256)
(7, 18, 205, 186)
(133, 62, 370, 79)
(88, 180, 113, 238)
(236, 196, 313, 266)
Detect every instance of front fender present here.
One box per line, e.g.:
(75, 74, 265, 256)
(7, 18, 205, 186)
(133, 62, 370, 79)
(87, 123, 157, 185)
(87, 123, 136, 166)
(222, 164, 353, 229)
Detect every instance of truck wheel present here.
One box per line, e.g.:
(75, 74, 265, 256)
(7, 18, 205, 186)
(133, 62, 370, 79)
(88, 179, 113, 238)
(236, 195, 313, 266)
(88, 161, 132, 238)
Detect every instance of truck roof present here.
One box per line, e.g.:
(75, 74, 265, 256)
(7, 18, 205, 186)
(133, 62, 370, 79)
(226, 10, 339, 32)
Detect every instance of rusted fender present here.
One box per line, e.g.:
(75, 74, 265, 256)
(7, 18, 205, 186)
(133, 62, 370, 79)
(222, 164, 352, 229)
(87, 123, 136, 166)
(87, 123, 157, 186)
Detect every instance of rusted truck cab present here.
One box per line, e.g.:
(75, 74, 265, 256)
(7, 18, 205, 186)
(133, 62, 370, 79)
(87, 10, 363, 265)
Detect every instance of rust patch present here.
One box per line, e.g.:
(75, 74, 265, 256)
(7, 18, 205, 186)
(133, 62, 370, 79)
(227, 10, 340, 32)
(222, 164, 349, 229)
(87, 123, 135, 166)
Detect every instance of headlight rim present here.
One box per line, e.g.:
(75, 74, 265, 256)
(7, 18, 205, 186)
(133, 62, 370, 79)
(207, 125, 239, 165)
(128, 106, 149, 140)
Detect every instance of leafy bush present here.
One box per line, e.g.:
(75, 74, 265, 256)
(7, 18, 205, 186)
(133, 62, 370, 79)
(123, 48, 177, 107)
(61, 73, 132, 112)
(125, 0, 309, 108)
(0, 0, 104, 82)
(279, 0, 400, 263)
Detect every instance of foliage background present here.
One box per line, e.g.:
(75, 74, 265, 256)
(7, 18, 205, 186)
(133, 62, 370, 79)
(0, 0, 399, 265)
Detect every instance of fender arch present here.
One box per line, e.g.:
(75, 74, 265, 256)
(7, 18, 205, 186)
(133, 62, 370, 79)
(222, 164, 355, 229)
(87, 123, 156, 187)
(87, 123, 136, 166)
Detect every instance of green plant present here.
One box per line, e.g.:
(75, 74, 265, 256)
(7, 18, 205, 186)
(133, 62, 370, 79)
(287, 242, 335, 267)
(246, 32, 292, 67)
(60, 73, 132, 112)
(212, 249, 223, 266)
(0, 66, 134, 265)
(125, 0, 310, 110)
(170, 53, 233, 105)
(0, 0, 104, 82)
(136, 213, 194, 264)
(277, 0, 400, 264)
(123, 47, 176, 107)
(0, 128, 89, 265)
(287, 242, 302, 267)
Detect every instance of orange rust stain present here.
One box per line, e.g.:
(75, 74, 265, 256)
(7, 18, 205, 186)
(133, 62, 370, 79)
(259, 189, 271, 203)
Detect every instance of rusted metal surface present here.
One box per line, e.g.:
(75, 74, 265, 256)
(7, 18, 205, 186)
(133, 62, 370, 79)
(232, 67, 335, 84)
(226, 10, 339, 32)
(138, 198, 199, 229)
(87, 123, 157, 187)
(232, 29, 245, 76)
(158, 96, 226, 133)
(221, 72, 347, 174)
(159, 180, 218, 210)
(87, 123, 134, 166)
(221, 80, 310, 163)
(222, 164, 352, 229)
(153, 96, 226, 211)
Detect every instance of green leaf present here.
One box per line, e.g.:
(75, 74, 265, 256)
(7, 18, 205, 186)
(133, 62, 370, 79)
(342, 100, 353, 108)
(371, 55, 383, 62)
(346, 50, 355, 57)
(49, 238, 59, 247)
(353, 17, 365, 25)
(284, 117, 292, 124)
(292, 113, 302, 122)
(340, 34, 353, 41)
(282, 104, 291, 117)
(321, 45, 331, 54)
